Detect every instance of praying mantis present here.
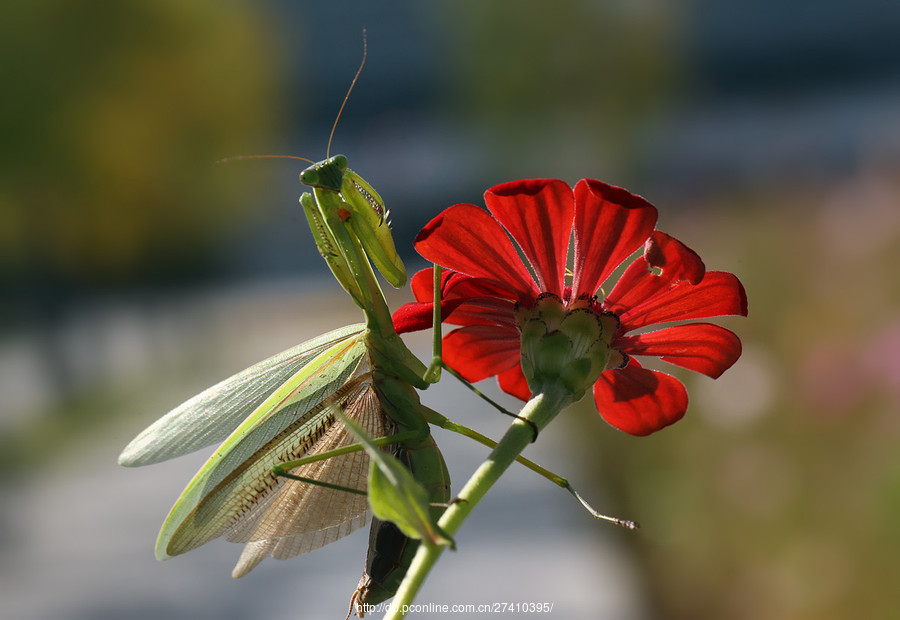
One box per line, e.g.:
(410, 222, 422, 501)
(118, 35, 631, 618)
(119, 149, 453, 600)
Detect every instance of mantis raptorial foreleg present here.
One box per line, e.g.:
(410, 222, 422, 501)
(421, 265, 444, 385)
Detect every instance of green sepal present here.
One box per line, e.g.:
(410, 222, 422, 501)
(558, 310, 603, 359)
(533, 331, 573, 379)
(517, 295, 612, 401)
(531, 293, 567, 325)
(519, 317, 545, 386)
(338, 412, 454, 549)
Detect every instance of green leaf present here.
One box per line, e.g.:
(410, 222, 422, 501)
(338, 412, 453, 548)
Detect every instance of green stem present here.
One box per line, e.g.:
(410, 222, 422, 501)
(385, 382, 573, 619)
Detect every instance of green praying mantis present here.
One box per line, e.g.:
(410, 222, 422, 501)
(118, 37, 634, 618)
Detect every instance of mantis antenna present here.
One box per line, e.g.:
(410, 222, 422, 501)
(216, 154, 316, 165)
(218, 29, 368, 167)
(326, 28, 367, 158)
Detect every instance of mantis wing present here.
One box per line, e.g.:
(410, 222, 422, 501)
(155, 338, 384, 566)
(229, 375, 393, 577)
(119, 324, 366, 467)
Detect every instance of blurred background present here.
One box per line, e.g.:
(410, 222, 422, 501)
(2, 1, 899, 618)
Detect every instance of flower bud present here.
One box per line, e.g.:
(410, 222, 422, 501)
(516, 294, 613, 401)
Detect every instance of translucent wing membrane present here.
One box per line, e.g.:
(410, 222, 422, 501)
(155, 356, 394, 575)
(230, 377, 393, 577)
(119, 324, 366, 467)
(154, 332, 370, 558)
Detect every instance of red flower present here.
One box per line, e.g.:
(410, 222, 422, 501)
(393, 179, 747, 436)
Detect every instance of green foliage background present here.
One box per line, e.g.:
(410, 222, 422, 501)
(0, 1, 280, 290)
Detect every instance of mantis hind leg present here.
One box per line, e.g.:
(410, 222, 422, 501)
(440, 363, 539, 442)
(272, 428, 423, 493)
(422, 404, 638, 530)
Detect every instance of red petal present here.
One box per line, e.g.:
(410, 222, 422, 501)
(444, 299, 518, 328)
(603, 233, 707, 317)
(606, 269, 748, 332)
(393, 301, 435, 333)
(593, 364, 688, 436)
(411, 268, 520, 305)
(415, 204, 538, 300)
(444, 272, 520, 303)
(409, 267, 442, 302)
(571, 179, 658, 298)
(643, 231, 704, 285)
(485, 179, 574, 297)
(443, 325, 521, 383)
(497, 363, 532, 401)
(406, 268, 519, 329)
(616, 323, 743, 378)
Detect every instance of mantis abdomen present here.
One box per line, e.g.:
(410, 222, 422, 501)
(352, 435, 450, 612)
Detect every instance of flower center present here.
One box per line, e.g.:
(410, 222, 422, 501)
(514, 292, 624, 400)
